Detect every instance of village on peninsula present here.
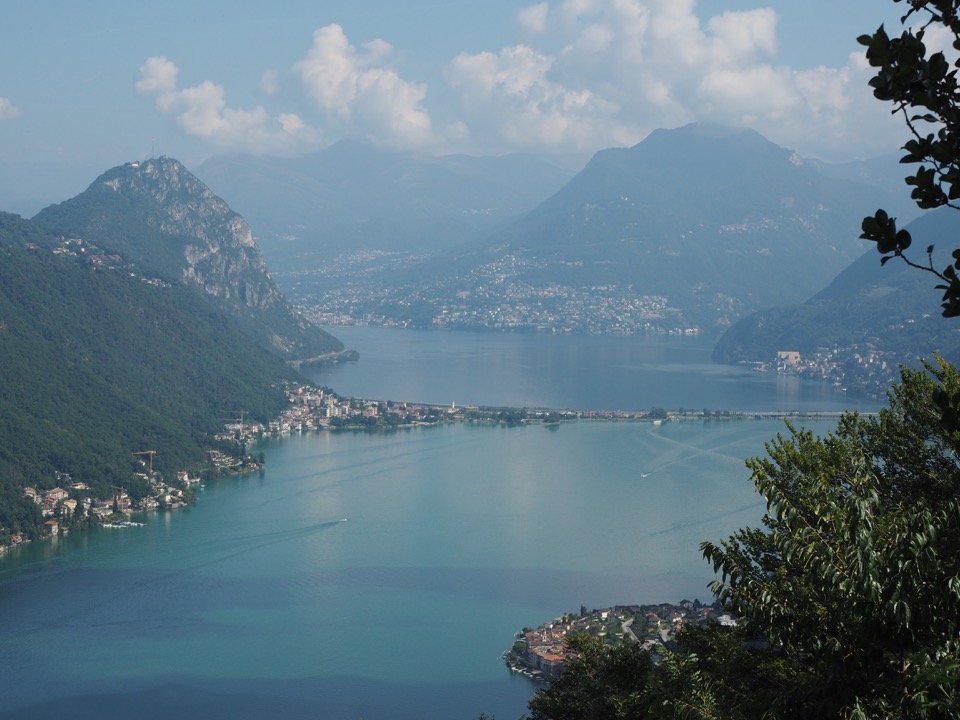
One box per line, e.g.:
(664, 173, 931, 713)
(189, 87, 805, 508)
(506, 601, 739, 680)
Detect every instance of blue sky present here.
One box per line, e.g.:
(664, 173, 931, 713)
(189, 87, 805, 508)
(1, 0, 915, 213)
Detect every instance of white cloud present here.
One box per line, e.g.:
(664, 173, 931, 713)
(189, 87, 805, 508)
(518, 3, 550, 34)
(278, 113, 305, 133)
(0, 97, 21, 121)
(133, 2, 903, 161)
(441, 0, 902, 160)
(706, 9, 778, 62)
(292, 24, 435, 149)
(444, 44, 629, 153)
(134, 56, 178, 95)
(135, 56, 315, 154)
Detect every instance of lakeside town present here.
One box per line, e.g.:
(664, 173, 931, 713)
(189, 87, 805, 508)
(506, 601, 739, 680)
(285, 256, 921, 397)
(10, 467, 198, 546)
(4, 364, 865, 553)
(3, 443, 260, 550)
(284, 249, 699, 337)
(756, 347, 899, 399)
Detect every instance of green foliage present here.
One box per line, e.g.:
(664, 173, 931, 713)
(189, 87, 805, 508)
(526, 633, 654, 720)
(519, 364, 960, 720)
(649, 624, 794, 720)
(858, 1, 960, 316)
(0, 212, 302, 536)
(701, 361, 960, 718)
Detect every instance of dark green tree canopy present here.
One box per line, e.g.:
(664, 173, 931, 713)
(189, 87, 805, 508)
(702, 360, 960, 718)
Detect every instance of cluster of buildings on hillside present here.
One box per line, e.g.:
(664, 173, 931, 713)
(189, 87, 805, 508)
(419, 281, 692, 335)
(216, 386, 470, 441)
(47, 235, 169, 287)
(219, 385, 581, 442)
(752, 347, 899, 398)
(296, 272, 699, 336)
(12, 469, 199, 543)
(508, 602, 738, 679)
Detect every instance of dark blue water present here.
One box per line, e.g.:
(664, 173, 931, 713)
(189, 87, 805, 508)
(0, 331, 876, 719)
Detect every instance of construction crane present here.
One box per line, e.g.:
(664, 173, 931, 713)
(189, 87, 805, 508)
(221, 410, 246, 434)
(132, 450, 156, 474)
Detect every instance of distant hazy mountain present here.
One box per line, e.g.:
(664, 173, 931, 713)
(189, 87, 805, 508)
(378, 124, 917, 332)
(807, 153, 914, 202)
(34, 157, 344, 363)
(193, 141, 575, 273)
(712, 207, 960, 365)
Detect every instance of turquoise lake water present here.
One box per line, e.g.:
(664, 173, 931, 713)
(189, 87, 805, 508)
(0, 330, 878, 719)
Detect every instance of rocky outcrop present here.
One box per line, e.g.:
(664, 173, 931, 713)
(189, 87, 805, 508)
(100, 158, 281, 310)
(34, 157, 344, 361)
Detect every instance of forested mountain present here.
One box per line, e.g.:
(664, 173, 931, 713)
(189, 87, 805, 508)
(34, 157, 344, 363)
(712, 207, 960, 368)
(0, 211, 308, 539)
(194, 142, 574, 275)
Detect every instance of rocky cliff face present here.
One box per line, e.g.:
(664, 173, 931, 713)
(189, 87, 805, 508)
(97, 157, 281, 311)
(34, 157, 344, 360)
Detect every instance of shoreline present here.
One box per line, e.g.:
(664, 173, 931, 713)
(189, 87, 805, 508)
(4, 382, 865, 554)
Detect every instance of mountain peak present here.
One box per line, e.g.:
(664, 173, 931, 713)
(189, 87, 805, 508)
(630, 123, 792, 162)
(34, 158, 343, 361)
(91, 157, 256, 249)
(646, 122, 761, 142)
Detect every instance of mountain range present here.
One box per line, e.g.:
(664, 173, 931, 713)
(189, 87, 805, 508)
(260, 124, 918, 333)
(438, 124, 923, 328)
(0, 125, 946, 540)
(194, 141, 575, 276)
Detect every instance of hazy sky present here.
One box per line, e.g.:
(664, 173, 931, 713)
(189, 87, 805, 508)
(0, 0, 917, 212)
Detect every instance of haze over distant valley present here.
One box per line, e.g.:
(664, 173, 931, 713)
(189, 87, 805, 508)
(0, 1, 933, 370)
(203, 124, 921, 340)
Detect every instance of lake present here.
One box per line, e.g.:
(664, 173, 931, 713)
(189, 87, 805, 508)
(307, 327, 880, 413)
(0, 330, 880, 719)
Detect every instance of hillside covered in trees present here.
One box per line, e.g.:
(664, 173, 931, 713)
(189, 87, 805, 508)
(34, 157, 346, 363)
(0, 211, 304, 540)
